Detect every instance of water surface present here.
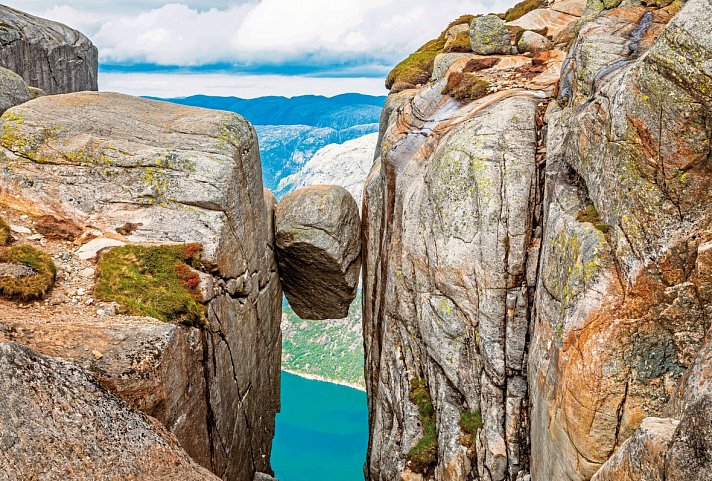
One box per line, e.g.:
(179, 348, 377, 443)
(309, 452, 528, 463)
(272, 371, 368, 481)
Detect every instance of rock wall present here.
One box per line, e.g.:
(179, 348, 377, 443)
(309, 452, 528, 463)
(0, 92, 281, 481)
(0, 5, 98, 94)
(363, 0, 711, 480)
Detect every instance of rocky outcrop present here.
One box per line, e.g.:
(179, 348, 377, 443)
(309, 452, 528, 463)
(0, 92, 281, 481)
(0, 67, 33, 114)
(275, 185, 361, 320)
(364, 0, 710, 480)
(529, 0, 711, 479)
(0, 341, 219, 481)
(0, 6, 98, 94)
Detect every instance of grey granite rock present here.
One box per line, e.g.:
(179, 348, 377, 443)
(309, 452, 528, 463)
(0, 66, 31, 114)
(0, 341, 220, 481)
(0, 5, 98, 94)
(470, 15, 512, 55)
(275, 184, 361, 320)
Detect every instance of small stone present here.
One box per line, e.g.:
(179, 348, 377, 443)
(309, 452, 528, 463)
(91, 350, 103, 360)
(78, 267, 95, 278)
(10, 225, 32, 235)
(27, 234, 43, 241)
(76, 237, 125, 261)
(85, 298, 94, 306)
(77, 288, 86, 296)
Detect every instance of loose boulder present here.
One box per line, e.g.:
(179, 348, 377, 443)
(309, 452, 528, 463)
(275, 185, 361, 320)
(470, 14, 512, 55)
(0, 5, 98, 94)
(0, 66, 31, 114)
(0, 341, 219, 481)
(517, 30, 553, 53)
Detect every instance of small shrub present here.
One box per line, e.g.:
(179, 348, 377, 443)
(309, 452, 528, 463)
(0, 217, 11, 246)
(504, 0, 547, 22)
(463, 57, 501, 73)
(442, 72, 491, 102)
(459, 410, 483, 454)
(406, 378, 438, 474)
(95, 243, 207, 327)
(576, 204, 609, 234)
(0, 244, 56, 300)
(386, 15, 476, 89)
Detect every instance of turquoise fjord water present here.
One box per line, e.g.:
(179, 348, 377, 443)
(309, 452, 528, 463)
(272, 371, 368, 481)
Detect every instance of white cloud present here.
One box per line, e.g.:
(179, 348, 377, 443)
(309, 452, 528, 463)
(99, 72, 388, 98)
(5, 0, 516, 69)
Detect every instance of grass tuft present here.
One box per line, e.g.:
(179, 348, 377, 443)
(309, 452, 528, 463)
(442, 72, 491, 102)
(406, 377, 438, 474)
(0, 217, 11, 246)
(386, 15, 475, 89)
(504, 0, 547, 22)
(459, 410, 483, 455)
(95, 243, 207, 327)
(576, 204, 609, 234)
(444, 31, 472, 53)
(0, 245, 56, 300)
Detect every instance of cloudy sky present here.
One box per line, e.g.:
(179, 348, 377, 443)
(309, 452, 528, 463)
(6, 0, 515, 98)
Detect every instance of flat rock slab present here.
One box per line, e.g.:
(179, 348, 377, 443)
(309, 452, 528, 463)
(275, 185, 361, 320)
(0, 341, 219, 481)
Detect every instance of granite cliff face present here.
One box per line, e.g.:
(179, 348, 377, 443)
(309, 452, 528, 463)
(0, 5, 98, 94)
(0, 90, 281, 481)
(363, 0, 711, 480)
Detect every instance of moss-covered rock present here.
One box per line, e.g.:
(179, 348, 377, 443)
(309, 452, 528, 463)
(444, 31, 473, 53)
(441, 72, 491, 102)
(386, 15, 475, 89)
(504, 0, 547, 22)
(0, 244, 56, 300)
(406, 378, 438, 474)
(459, 410, 483, 454)
(469, 14, 513, 55)
(95, 243, 207, 327)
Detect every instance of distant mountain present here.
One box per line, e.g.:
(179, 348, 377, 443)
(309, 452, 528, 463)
(151, 94, 386, 192)
(148, 93, 386, 130)
(277, 132, 379, 205)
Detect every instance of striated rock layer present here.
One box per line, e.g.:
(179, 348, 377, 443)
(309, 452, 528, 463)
(364, 0, 711, 480)
(0, 5, 98, 94)
(0, 92, 281, 481)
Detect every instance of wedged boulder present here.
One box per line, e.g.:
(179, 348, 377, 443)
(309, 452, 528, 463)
(0, 91, 281, 481)
(469, 15, 512, 55)
(0, 341, 219, 481)
(0, 5, 98, 94)
(517, 31, 552, 53)
(0, 66, 31, 114)
(275, 184, 361, 320)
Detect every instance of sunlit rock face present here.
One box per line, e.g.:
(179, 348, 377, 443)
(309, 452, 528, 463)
(275, 184, 361, 320)
(0, 5, 98, 94)
(0, 91, 282, 481)
(363, 0, 711, 480)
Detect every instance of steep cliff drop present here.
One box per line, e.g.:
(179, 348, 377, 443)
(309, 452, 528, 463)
(363, 0, 711, 480)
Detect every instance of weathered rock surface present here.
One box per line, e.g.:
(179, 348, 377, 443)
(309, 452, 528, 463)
(366, 0, 710, 480)
(470, 15, 513, 55)
(517, 31, 552, 54)
(0, 341, 219, 481)
(530, 0, 712, 479)
(0, 92, 281, 481)
(0, 66, 32, 114)
(275, 185, 361, 320)
(363, 28, 564, 478)
(0, 5, 98, 94)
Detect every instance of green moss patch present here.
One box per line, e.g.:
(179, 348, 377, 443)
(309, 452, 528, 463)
(504, 0, 547, 22)
(459, 410, 483, 454)
(442, 72, 491, 102)
(0, 245, 56, 300)
(386, 15, 475, 89)
(444, 31, 472, 53)
(95, 243, 207, 327)
(406, 377, 438, 474)
(0, 217, 11, 246)
(576, 204, 609, 234)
